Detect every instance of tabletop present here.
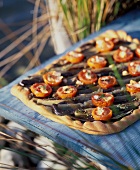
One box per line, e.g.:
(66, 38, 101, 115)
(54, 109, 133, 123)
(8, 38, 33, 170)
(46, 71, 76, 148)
(0, 9, 140, 170)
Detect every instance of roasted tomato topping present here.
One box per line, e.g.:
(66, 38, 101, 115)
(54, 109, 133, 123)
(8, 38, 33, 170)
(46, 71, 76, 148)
(128, 61, 140, 76)
(57, 86, 77, 99)
(126, 80, 140, 94)
(91, 93, 114, 107)
(135, 46, 140, 58)
(65, 51, 84, 64)
(98, 76, 117, 89)
(87, 55, 107, 69)
(92, 107, 112, 121)
(30, 83, 52, 98)
(113, 46, 133, 63)
(108, 37, 119, 44)
(77, 69, 97, 85)
(95, 38, 114, 52)
(43, 71, 63, 86)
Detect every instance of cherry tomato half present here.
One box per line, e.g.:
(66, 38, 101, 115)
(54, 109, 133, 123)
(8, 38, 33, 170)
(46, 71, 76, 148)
(65, 51, 84, 64)
(43, 71, 63, 86)
(92, 107, 112, 121)
(113, 46, 133, 63)
(30, 83, 52, 98)
(135, 46, 140, 58)
(95, 38, 114, 52)
(78, 69, 97, 85)
(128, 61, 140, 76)
(87, 55, 107, 69)
(57, 86, 77, 99)
(126, 80, 140, 94)
(98, 76, 117, 89)
(91, 93, 114, 107)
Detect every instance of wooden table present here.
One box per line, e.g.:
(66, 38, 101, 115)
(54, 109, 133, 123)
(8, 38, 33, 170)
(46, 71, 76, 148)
(0, 9, 140, 170)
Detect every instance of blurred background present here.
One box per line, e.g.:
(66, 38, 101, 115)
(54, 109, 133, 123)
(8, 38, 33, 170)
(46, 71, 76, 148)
(0, 0, 55, 86)
(0, 0, 140, 169)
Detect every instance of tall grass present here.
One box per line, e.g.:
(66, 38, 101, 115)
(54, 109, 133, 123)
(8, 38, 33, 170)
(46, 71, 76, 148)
(57, 0, 139, 42)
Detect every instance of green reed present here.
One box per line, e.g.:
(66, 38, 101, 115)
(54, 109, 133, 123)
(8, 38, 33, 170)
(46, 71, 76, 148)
(58, 0, 138, 43)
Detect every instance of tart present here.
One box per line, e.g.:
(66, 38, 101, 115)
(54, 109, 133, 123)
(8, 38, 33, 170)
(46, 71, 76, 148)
(11, 30, 140, 135)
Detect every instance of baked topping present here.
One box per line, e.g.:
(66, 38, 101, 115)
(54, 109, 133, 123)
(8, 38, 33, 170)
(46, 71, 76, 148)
(38, 85, 49, 93)
(87, 56, 107, 69)
(104, 96, 113, 102)
(105, 37, 119, 44)
(92, 107, 112, 121)
(68, 51, 84, 57)
(65, 51, 84, 63)
(61, 86, 74, 94)
(78, 69, 97, 85)
(85, 71, 92, 79)
(91, 56, 105, 62)
(136, 65, 140, 72)
(119, 46, 127, 58)
(96, 107, 104, 115)
(83, 69, 96, 79)
(93, 94, 100, 100)
(113, 46, 133, 62)
(119, 46, 127, 51)
(122, 70, 129, 76)
(98, 76, 117, 89)
(91, 93, 114, 107)
(43, 71, 63, 86)
(30, 83, 52, 98)
(133, 83, 140, 88)
(57, 86, 77, 99)
(126, 80, 140, 94)
(128, 61, 140, 76)
(95, 38, 114, 52)
(119, 51, 126, 58)
(76, 80, 83, 85)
